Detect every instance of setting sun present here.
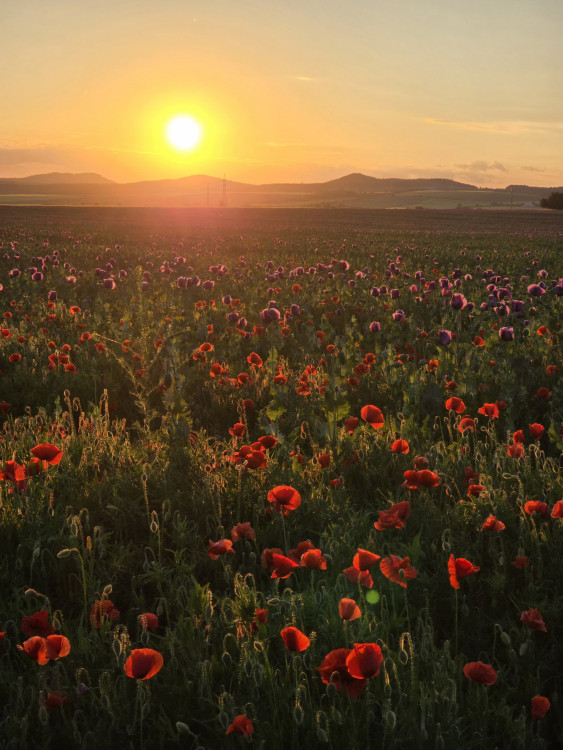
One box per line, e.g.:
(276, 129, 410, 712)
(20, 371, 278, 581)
(166, 115, 202, 152)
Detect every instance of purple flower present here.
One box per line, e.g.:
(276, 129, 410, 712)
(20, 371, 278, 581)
(369, 321, 381, 333)
(202, 280, 215, 290)
(450, 294, 467, 310)
(103, 279, 116, 290)
(392, 310, 405, 322)
(438, 329, 452, 346)
(527, 284, 545, 297)
(498, 327, 514, 341)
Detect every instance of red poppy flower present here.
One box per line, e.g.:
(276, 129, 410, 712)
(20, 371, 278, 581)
(254, 608, 268, 625)
(343, 566, 373, 588)
(89, 600, 120, 628)
(507, 443, 525, 458)
(360, 405, 384, 429)
(124, 648, 163, 680)
(467, 484, 486, 497)
(551, 501, 563, 518)
(300, 548, 327, 570)
(524, 501, 549, 519)
(513, 429, 525, 444)
(339, 598, 361, 621)
(511, 555, 530, 569)
(380, 555, 418, 588)
(445, 397, 465, 414)
(352, 548, 381, 571)
(374, 501, 410, 531)
(41, 692, 68, 708)
(267, 485, 301, 515)
(546, 365, 558, 376)
(317, 648, 366, 698)
(535, 387, 550, 399)
(45, 634, 71, 660)
(448, 555, 479, 589)
(18, 636, 50, 665)
(208, 539, 235, 560)
(403, 470, 440, 489)
(247, 352, 263, 367)
(260, 547, 283, 570)
(258, 435, 277, 450)
(521, 608, 547, 632)
(138, 613, 159, 631)
(280, 626, 310, 652)
(463, 661, 497, 685)
(226, 714, 254, 737)
(346, 643, 383, 679)
(344, 417, 359, 434)
(317, 453, 331, 467)
(9, 353, 21, 363)
(287, 540, 315, 563)
(21, 609, 54, 637)
(390, 439, 409, 454)
(531, 696, 550, 720)
(228, 422, 246, 438)
(271, 553, 299, 579)
(30, 443, 63, 466)
(481, 516, 505, 532)
(478, 403, 500, 418)
(472, 336, 484, 347)
(528, 423, 544, 440)
(231, 522, 256, 542)
(0, 402, 10, 414)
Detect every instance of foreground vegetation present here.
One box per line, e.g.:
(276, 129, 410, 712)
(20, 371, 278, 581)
(0, 207, 561, 749)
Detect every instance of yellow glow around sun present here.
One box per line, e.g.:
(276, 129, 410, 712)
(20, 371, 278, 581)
(166, 115, 202, 151)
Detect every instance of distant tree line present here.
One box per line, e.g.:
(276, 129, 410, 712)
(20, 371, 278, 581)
(540, 192, 563, 210)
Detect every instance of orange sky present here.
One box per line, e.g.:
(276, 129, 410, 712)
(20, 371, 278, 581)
(2, 1, 562, 187)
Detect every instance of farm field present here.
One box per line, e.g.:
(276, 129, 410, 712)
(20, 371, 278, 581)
(0, 206, 561, 749)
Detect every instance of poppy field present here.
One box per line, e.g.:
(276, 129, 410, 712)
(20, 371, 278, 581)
(0, 206, 561, 749)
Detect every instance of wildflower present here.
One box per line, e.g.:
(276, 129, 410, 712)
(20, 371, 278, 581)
(260, 547, 283, 570)
(448, 555, 479, 589)
(270, 553, 299, 579)
(45, 634, 71, 660)
(9, 353, 21, 363)
(124, 648, 163, 680)
(339, 598, 361, 621)
(41, 692, 68, 708)
(481, 516, 505, 532)
(390, 439, 409, 454)
(511, 555, 530, 569)
(280, 626, 310, 652)
(445, 397, 465, 414)
(467, 484, 486, 497)
(551, 501, 563, 518)
(342, 566, 373, 588)
(89, 600, 120, 628)
(521, 608, 547, 632)
(478, 403, 499, 418)
(18, 636, 49, 665)
(507, 443, 525, 458)
(352, 549, 381, 571)
(524, 501, 549, 519)
(138, 613, 159, 631)
(531, 696, 550, 720)
(374, 501, 410, 531)
(300, 548, 327, 570)
(403, 470, 440, 489)
(380, 555, 418, 588)
(463, 661, 497, 685)
(21, 609, 54, 637)
(360, 405, 384, 429)
(344, 417, 359, 434)
(287, 541, 315, 563)
(257, 435, 277, 450)
(458, 417, 476, 433)
(30, 444, 63, 466)
(231, 522, 255, 542)
(535, 387, 550, 399)
(437, 329, 452, 346)
(226, 714, 254, 738)
(317, 648, 366, 698)
(208, 539, 235, 560)
(317, 453, 331, 468)
(346, 643, 383, 679)
(247, 352, 263, 367)
(228, 423, 246, 438)
(513, 429, 525, 444)
(528, 423, 544, 440)
(267, 485, 301, 515)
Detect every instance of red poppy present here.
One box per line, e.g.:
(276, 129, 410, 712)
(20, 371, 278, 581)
(344, 417, 359, 434)
(226, 714, 254, 737)
(231, 522, 255, 542)
(287, 541, 315, 564)
(124, 648, 163, 680)
(280, 626, 310, 652)
(521, 608, 547, 632)
(390, 439, 409, 454)
(0, 402, 10, 414)
(228, 423, 246, 438)
(21, 609, 54, 637)
(89, 599, 120, 628)
(267, 485, 301, 515)
(41, 692, 68, 708)
(138, 613, 159, 631)
(463, 661, 497, 685)
(380, 555, 418, 588)
(258, 435, 277, 450)
(448, 555, 479, 589)
(352, 548, 381, 571)
(339, 598, 361, 621)
(458, 417, 476, 433)
(9, 353, 21, 363)
(531, 696, 550, 720)
(513, 429, 525, 444)
(507, 443, 525, 458)
(260, 547, 283, 570)
(342, 566, 373, 588)
(30, 443, 63, 466)
(535, 387, 550, 399)
(345, 643, 383, 679)
(254, 608, 268, 625)
(247, 352, 263, 367)
(467, 484, 486, 497)
(271, 553, 299, 579)
(208, 539, 235, 560)
(360, 405, 384, 429)
(300, 548, 327, 570)
(403, 469, 440, 489)
(317, 648, 366, 698)
(511, 555, 530, 569)
(528, 423, 544, 440)
(524, 501, 549, 519)
(45, 634, 71, 660)
(478, 403, 500, 418)
(481, 516, 505, 532)
(551, 501, 563, 518)
(18, 636, 50, 665)
(374, 501, 410, 531)
(472, 336, 485, 347)
(445, 397, 465, 414)
(317, 453, 331, 467)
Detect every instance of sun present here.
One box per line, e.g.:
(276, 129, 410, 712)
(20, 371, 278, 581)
(166, 115, 202, 151)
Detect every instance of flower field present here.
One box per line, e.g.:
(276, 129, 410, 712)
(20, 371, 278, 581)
(0, 207, 561, 749)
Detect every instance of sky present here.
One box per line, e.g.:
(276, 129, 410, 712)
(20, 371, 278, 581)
(2, 0, 563, 187)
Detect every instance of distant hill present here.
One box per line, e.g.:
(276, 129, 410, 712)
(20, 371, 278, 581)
(0, 171, 560, 209)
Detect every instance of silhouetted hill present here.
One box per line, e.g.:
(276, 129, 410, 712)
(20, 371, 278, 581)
(11, 172, 115, 185)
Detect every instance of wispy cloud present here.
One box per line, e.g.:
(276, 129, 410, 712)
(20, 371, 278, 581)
(455, 160, 506, 172)
(426, 119, 563, 135)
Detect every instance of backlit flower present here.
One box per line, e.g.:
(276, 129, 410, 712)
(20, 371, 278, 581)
(21, 609, 54, 637)
(463, 661, 497, 685)
(521, 608, 547, 632)
(267, 485, 301, 515)
(448, 555, 479, 589)
(478, 403, 499, 418)
(360, 405, 384, 429)
(89, 599, 120, 628)
(445, 397, 465, 414)
(124, 648, 163, 680)
(352, 548, 381, 571)
(481, 516, 505, 532)
(403, 470, 440, 489)
(208, 539, 235, 560)
(374, 501, 410, 531)
(339, 598, 361, 621)
(226, 714, 254, 738)
(231, 522, 256, 542)
(317, 648, 366, 698)
(380, 555, 418, 588)
(280, 626, 310, 652)
(524, 501, 549, 519)
(30, 443, 63, 466)
(346, 643, 383, 679)
(390, 439, 409, 454)
(531, 696, 550, 720)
